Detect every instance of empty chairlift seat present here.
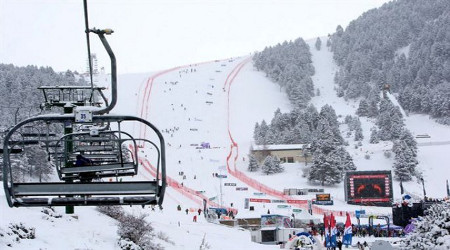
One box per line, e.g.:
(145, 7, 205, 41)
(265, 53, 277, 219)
(3, 114, 166, 208)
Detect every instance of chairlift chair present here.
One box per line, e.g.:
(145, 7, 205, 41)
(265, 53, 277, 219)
(3, 1, 167, 209)
(55, 130, 138, 181)
(2, 114, 166, 207)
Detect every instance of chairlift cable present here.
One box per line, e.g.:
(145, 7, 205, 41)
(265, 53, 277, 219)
(83, 0, 95, 101)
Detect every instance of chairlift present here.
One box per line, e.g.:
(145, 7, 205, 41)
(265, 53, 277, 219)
(3, 114, 166, 207)
(3, 0, 166, 208)
(55, 130, 137, 181)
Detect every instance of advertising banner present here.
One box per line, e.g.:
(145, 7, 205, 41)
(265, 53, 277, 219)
(287, 200, 308, 204)
(249, 198, 271, 203)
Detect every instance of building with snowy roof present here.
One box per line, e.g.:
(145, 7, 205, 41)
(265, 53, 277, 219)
(251, 144, 311, 164)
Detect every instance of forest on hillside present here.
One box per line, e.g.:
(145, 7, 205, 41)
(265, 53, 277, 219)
(0, 64, 87, 181)
(249, 0, 428, 183)
(330, 0, 450, 124)
(0, 64, 86, 129)
(253, 38, 315, 109)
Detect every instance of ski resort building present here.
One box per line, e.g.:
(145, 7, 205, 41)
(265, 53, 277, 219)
(251, 144, 311, 164)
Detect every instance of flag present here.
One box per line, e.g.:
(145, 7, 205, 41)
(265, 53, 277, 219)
(323, 213, 330, 247)
(343, 212, 353, 246)
(330, 213, 337, 247)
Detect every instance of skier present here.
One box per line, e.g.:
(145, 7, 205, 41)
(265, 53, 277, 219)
(193, 215, 197, 222)
(177, 205, 181, 211)
(185, 208, 189, 215)
(198, 208, 202, 215)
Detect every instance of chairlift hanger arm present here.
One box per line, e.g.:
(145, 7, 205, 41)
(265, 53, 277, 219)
(88, 28, 117, 115)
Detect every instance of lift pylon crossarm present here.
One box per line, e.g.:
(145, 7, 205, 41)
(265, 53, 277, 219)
(89, 28, 114, 35)
(38, 86, 107, 108)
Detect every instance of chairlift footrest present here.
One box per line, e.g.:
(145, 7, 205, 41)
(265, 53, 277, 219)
(12, 196, 157, 207)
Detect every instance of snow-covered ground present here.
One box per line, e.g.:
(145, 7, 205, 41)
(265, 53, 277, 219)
(1, 38, 450, 249)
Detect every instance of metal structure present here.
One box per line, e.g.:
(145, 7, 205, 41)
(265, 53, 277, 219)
(3, 115, 166, 207)
(2, 1, 166, 209)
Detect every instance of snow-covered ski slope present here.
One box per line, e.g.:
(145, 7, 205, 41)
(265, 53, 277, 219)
(2, 38, 450, 249)
(115, 38, 450, 217)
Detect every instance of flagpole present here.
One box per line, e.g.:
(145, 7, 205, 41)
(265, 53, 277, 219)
(446, 179, 449, 197)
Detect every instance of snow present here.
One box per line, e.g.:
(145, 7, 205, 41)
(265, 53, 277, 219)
(385, 92, 407, 117)
(395, 44, 411, 59)
(252, 144, 308, 151)
(2, 37, 450, 249)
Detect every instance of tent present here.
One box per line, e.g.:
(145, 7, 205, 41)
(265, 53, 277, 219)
(293, 210, 321, 224)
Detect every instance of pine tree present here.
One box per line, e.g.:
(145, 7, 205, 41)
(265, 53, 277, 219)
(399, 129, 418, 157)
(304, 104, 319, 131)
(369, 128, 380, 144)
(393, 142, 417, 181)
(247, 154, 260, 172)
(401, 202, 450, 249)
(308, 151, 342, 185)
(319, 105, 343, 145)
(258, 120, 270, 144)
(272, 156, 284, 173)
(315, 37, 322, 51)
(261, 155, 276, 175)
(309, 120, 344, 185)
(332, 147, 356, 172)
(356, 100, 369, 117)
(367, 100, 379, 118)
(253, 122, 260, 143)
(353, 118, 363, 141)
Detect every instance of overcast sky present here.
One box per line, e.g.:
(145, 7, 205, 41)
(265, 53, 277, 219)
(0, 0, 391, 74)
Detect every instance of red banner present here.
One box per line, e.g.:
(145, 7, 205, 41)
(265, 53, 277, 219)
(352, 198, 390, 202)
(351, 174, 387, 179)
(286, 200, 308, 204)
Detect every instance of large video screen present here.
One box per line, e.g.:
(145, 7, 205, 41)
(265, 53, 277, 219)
(353, 178, 386, 198)
(345, 171, 392, 206)
(316, 193, 331, 201)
